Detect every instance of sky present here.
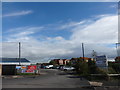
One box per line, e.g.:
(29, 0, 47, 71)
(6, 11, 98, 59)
(2, 0, 119, 2)
(1, 2, 119, 63)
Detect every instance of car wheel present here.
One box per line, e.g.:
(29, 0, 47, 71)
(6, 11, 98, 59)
(64, 69, 67, 71)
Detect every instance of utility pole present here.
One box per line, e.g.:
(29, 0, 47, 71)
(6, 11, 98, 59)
(19, 42, 21, 66)
(82, 43, 85, 61)
(116, 43, 120, 59)
(116, 43, 120, 87)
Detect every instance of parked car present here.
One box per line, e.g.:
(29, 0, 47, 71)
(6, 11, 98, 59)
(45, 65, 54, 69)
(62, 66, 75, 71)
(52, 66, 59, 69)
(56, 66, 60, 69)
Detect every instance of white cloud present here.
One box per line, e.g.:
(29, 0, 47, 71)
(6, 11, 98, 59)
(13, 31, 34, 37)
(2, 14, 118, 63)
(57, 21, 87, 30)
(46, 36, 64, 41)
(110, 4, 117, 8)
(71, 15, 118, 43)
(3, 10, 33, 17)
(4, 26, 44, 42)
(6, 26, 44, 33)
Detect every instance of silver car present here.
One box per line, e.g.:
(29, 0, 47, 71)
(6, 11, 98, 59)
(62, 66, 75, 71)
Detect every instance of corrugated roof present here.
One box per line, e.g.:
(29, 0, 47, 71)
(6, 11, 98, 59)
(0, 58, 30, 63)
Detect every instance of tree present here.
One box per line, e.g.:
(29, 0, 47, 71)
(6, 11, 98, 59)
(74, 58, 89, 76)
(88, 60, 97, 74)
(108, 62, 120, 73)
(66, 61, 72, 66)
(49, 60, 57, 65)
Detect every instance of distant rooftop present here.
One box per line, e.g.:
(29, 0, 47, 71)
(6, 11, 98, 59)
(0, 58, 30, 63)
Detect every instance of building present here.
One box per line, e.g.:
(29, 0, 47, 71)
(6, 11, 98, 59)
(0, 58, 31, 75)
(70, 58, 79, 64)
(0, 58, 31, 65)
(51, 59, 70, 65)
(63, 59, 70, 65)
(70, 57, 93, 64)
(79, 57, 93, 62)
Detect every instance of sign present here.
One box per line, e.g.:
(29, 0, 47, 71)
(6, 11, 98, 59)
(28, 65, 37, 70)
(21, 66, 27, 73)
(16, 65, 37, 73)
(16, 66, 21, 69)
(21, 66, 27, 69)
(21, 69, 27, 73)
(96, 55, 108, 68)
(26, 65, 37, 73)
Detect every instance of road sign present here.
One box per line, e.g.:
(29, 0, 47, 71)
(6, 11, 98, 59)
(96, 55, 108, 68)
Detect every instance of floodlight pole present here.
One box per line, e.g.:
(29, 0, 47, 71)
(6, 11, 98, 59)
(82, 43, 85, 61)
(19, 42, 21, 66)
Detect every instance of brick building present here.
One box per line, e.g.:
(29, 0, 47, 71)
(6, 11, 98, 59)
(51, 59, 70, 65)
(70, 57, 93, 64)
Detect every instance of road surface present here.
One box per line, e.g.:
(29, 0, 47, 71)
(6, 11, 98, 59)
(2, 69, 90, 89)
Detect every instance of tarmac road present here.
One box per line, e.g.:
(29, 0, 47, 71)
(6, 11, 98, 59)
(2, 69, 90, 89)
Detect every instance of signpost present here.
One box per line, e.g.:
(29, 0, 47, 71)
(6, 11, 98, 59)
(96, 55, 108, 69)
